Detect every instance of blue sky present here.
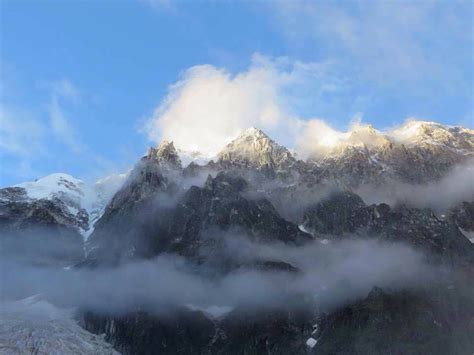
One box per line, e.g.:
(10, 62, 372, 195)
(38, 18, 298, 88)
(1, 0, 472, 186)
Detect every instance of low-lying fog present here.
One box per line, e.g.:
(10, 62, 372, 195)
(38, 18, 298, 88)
(1, 235, 436, 317)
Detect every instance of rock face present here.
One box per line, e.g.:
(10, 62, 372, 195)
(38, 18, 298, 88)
(301, 191, 368, 235)
(87, 169, 311, 265)
(314, 284, 474, 355)
(144, 140, 182, 169)
(81, 307, 314, 355)
(449, 201, 474, 232)
(301, 191, 474, 266)
(81, 309, 216, 355)
(217, 127, 297, 177)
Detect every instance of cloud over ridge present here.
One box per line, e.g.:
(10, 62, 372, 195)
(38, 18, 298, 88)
(144, 54, 473, 160)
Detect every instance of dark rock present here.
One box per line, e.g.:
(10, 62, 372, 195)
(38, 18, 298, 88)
(301, 191, 474, 265)
(82, 307, 315, 355)
(448, 201, 474, 232)
(301, 191, 370, 235)
(81, 309, 216, 355)
(313, 284, 474, 354)
(87, 171, 312, 266)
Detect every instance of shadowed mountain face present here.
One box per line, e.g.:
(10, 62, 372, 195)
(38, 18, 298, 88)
(301, 191, 474, 266)
(86, 168, 311, 266)
(313, 283, 474, 355)
(1, 122, 474, 354)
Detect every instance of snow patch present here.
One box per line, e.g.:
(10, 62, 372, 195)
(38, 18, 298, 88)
(306, 337, 318, 348)
(298, 224, 311, 234)
(185, 304, 233, 318)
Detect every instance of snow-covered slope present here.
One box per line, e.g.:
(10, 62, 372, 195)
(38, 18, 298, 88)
(15, 173, 97, 215)
(4, 172, 128, 238)
(0, 295, 118, 354)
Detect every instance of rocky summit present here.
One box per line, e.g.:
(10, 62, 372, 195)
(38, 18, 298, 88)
(1, 120, 473, 354)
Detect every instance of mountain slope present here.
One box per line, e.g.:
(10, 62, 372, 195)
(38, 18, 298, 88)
(306, 121, 473, 186)
(1, 173, 127, 237)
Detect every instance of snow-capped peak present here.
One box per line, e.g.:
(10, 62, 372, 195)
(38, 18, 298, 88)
(303, 120, 473, 160)
(389, 120, 443, 143)
(217, 127, 295, 170)
(346, 124, 391, 149)
(239, 126, 268, 139)
(388, 120, 474, 149)
(144, 140, 182, 168)
(15, 173, 90, 208)
(223, 127, 276, 149)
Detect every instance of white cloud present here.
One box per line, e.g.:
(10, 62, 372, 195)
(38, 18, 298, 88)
(296, 119, 348, 158)
(143, 52, 472, 161)
(144, 54, 349, 156)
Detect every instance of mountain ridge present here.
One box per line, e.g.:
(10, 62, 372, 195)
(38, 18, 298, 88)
(2, 119, 474, 354)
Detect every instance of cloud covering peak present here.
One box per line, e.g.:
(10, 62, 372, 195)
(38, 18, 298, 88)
(144, 54, 473, 161)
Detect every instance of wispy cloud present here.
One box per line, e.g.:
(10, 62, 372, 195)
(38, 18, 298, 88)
(47, 79, 86, 153)
(271, 1, 472, 89)
(0, 105, 45, 157)
(0, 78, 114, 185)
(140, 0, 176, 12)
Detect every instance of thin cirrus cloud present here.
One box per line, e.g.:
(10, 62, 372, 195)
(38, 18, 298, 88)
(0, 79, 106, 185)
(47, 79, 86, 154)
(270, 1, 472, 90)
(0, 79, 84, 159)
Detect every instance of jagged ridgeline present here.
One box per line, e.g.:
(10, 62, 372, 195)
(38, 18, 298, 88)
(1, 121, 474, 354)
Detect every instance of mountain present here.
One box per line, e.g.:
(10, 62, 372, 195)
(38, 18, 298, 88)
(307, 121, 473, 186)
(389, 120, 473, 149)
(144, 140, 182, 169)
(86, 168, 311, 265)
(1, 172, 127, 236)
(2, 120, 474, 354)
(0, 173, 126, 266)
